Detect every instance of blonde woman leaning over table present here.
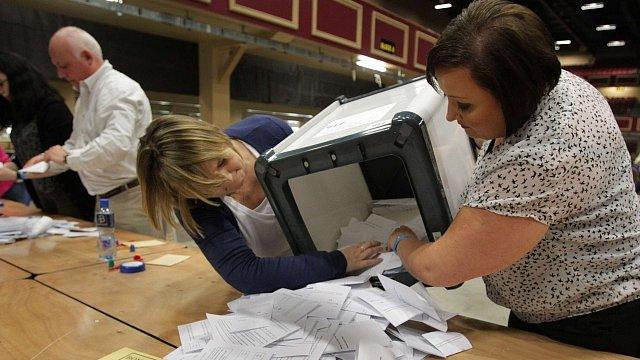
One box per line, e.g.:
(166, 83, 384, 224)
(137, 114, 383, 294)
(386, 0, 640, 357)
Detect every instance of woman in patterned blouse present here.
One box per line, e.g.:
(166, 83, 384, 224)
(387, 0, 640, 356)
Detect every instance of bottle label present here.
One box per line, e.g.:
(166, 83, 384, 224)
(96, 213, 114, 228)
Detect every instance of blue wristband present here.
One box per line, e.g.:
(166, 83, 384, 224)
(17, 169, 26, 180)
(392, 233, 410, 254)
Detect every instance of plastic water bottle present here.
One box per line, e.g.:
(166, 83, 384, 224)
(95, 198, 116, 261)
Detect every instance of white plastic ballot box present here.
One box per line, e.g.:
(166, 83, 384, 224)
(256, 77, 475, 269)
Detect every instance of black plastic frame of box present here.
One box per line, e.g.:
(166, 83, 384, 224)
(256, 111, 452, 256)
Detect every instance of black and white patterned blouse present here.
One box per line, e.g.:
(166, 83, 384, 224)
(462, 70, 640, 323)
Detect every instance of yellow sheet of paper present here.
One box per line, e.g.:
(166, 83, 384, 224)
(121, 239, 166, 248)
(147, 254, 190, 266)
(98, 347, 162, 360)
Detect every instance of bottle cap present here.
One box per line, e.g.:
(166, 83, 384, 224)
(99, 198, 109, 208)
(119, 261, 145, 273)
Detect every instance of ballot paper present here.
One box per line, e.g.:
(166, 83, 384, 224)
(359, 252, 403, 278)
(206, 313, 298, 347)
(121, 239, 166, 248)
(272, 293, 320, 323)
(355, 340, 394, 360)
(178, 319, 214, 353)
(228, 293, 276, 318)
(341, 294, 383, 317)
(194, 343, 274, 360)
(63, 231, 99, 238)
(276, 283, 350, 319)
(422, 331, 473, 357)
(325, 319, 391, 354)
(164, 347, 200, 360)
(0, 216, 55, 242)
(21, 161, 48, 173)
(378, 275, 441, 323)
(355, 287, 422, 327)
(147, 254, 190, 266)
(166, 272, 471, 360)
(392, 326, 472, 358)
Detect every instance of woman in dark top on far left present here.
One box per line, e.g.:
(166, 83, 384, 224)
(0, 51, 94, 220)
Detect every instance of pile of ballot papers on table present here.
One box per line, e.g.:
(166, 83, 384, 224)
(0, 216, 98, 244)
(164, 273, 472, 360)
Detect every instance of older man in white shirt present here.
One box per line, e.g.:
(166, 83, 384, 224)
(25, 26, 159, 237)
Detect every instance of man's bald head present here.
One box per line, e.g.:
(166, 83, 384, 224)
(49, 26, 104, 88)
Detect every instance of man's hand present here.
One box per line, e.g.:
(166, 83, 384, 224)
(340, 240, 384, 274)
(44, 145, 68, 165)
(23, 152, 46, 168)
(0, 167, 17, 182)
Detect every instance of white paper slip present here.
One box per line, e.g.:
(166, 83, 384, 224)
(392, 325, 440, 357)
(177, 319, 214, 353)
(163, 346, 201, 360)
(360, 252, 403, 278)
(341, 296, 383, 317)
(70, 226, 98, 232)
(325, 320, 391, 354)
(378, 275, 441, 322)
(279, 283, 350, 319)
(410, 313, 448, 332)
(272, 293, 320, 323)
(147, 254, 190, 266)
(46, 228, 70, 235)
(320, 275, 368, 286)
(391, 340, 413, 359)
(206, 313, 297, 347)
(122, 239, 166, 248)
(228, 314, 300, 334)
(194, 343, 274, 360)
(355, 339, 394, 360)
(63, 231, 99, 238)
(267, 342, 314, 357)
(22, 161, 48, 173)
(307, 320, 340, 360)
(421, 331, 472, 357)
(355, 287, 422, 327)
(228, 293, 275, 318)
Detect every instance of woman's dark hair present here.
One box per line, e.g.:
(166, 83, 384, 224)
(0, 51, 63, 127)
(426, 0, 561, 137)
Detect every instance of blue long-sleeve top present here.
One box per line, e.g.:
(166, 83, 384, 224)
(185, 115, 347, 294)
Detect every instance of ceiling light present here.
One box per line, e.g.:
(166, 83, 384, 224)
(607, 40, 626, 47)
(555, 40, 572, 45)
(596, 24, 616, 31)
(435, 3, 452, 9)
(555, 45, 560, 51)
(356, 55, 387, 73)
(581, 2, 604, 10)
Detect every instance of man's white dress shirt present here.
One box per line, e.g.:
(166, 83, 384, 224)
(62, 60, 151, 195)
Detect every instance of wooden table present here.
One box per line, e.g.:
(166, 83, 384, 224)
(37, 248, 241, 346)
(0, 259, 29, 283)
(37, 247, 633, 359)
(0, 279, 174, 359)
(0, 229, 186, 274)
(2, 199, 42, 217)
(0, 200, 185, 274)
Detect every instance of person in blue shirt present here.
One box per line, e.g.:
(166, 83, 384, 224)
(137, 114, 383, 294)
